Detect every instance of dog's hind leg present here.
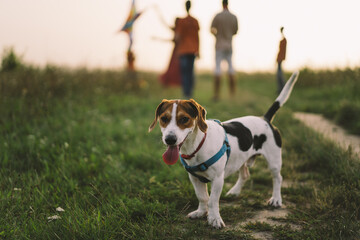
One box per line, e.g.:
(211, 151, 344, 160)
(226, 165, 250, 197)
(187, 175, 209, 219)
(266, 150, 283, 207)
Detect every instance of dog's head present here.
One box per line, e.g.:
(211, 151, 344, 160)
(149, 99, 207, 165)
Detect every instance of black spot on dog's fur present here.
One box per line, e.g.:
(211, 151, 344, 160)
(272, 126, 282, 147)
(266, 123, 282, 148)
(263, 118, 282, 148)
(223, 122, 253, 151)
(253, 134, 267, 150)
(264, 101, 280, 122)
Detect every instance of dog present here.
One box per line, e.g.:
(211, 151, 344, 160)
(149, 71, 299, 228)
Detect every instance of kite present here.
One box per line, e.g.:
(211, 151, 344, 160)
(119, 0, 142, 51)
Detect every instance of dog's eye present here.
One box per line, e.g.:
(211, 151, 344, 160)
(161, 116, 169, 123)
(179, 117, 189, 124)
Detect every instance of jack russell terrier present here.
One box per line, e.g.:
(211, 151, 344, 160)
(149, 71, 299, 228)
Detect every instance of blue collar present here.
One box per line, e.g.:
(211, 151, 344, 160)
(180, 120, 231, 183)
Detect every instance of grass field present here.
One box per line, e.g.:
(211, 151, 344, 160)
(1, 60, 360, 239)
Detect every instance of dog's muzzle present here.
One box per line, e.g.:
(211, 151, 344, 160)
(165, 134, 177, 146)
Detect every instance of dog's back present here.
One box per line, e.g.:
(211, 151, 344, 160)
(222, 71, 299, 178)
(222, 115, 279, 178)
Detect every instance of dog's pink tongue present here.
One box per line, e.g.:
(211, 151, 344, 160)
(162, 145, 179, 165)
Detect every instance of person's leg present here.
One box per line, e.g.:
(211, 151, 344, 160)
(277, 62, 285, 94)
(228, 74, 235, 97)
(180, 55, 195, 98)
(188, 54, 196, 98)
(179, 55, 188, 97)
(213, 75, 221, 101)
(213, 50, 222, 101)
(226, 50, 236, 97)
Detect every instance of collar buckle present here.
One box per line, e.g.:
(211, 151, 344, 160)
(198, 163, 208, 171)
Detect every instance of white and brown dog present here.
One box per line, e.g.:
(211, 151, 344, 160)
(149, 71, 299, 228)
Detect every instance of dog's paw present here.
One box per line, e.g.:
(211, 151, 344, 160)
(187, 209, 207, 219)
(267, 197, 282, 207)
(225, 188, 240, 197)
(208, 215, 226, 229)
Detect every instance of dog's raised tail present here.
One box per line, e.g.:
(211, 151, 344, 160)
(264, 71, 299, 122)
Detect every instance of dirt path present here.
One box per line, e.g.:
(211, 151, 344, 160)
(293, 112, 360, 157)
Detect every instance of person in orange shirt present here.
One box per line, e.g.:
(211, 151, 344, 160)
(175, 0, 200, 98)
(276, 26, 287, 94)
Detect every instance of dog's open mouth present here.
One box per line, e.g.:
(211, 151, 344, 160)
(162, 145, 179, 165)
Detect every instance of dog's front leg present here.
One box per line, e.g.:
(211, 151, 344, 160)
(208, 173, 225, 228)
(188, 174, 209, 219)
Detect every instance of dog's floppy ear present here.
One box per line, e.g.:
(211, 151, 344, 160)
(188, 99, 208, 133)
(149, 99, 168, 132)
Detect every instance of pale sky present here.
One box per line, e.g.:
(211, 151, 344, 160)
(1, 0, 359, 72)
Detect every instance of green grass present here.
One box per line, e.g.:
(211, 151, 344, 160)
(0, 63, 359, 239)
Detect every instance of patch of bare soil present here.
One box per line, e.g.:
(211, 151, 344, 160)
(224, 188, 301, 239)
(293, 112, 360, 157)
(236, 206, 300, 240)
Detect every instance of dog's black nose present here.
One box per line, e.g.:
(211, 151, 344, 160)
(165, 134, 177, 145)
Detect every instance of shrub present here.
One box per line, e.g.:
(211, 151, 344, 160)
(298, 67, 360, 88)
(1, 47, 23, 71)
(336, 100, 360, 134)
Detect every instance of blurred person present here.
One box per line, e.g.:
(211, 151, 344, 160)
(211, 0, 238, 101)
(276, 26, 287, 93)
(127, 50, 135, 72)
(175, 0, 200, 98)
(119, 0, 142, 73)
(126, 50, 138, 82)
(159, 18, 182, 87)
